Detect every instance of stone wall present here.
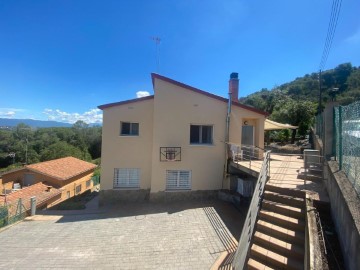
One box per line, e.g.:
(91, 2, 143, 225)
(149, 190, 218, 203)
(99, 189, 150, 206)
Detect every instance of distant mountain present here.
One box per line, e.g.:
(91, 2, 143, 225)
(0, 118, 72, 128)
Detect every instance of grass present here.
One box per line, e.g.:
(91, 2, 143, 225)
(50, 190, 98, 210)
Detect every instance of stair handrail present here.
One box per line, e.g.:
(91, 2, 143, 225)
(232, 150, 271, 270)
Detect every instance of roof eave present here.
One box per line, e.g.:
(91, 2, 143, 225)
(98, 95, 154, 110)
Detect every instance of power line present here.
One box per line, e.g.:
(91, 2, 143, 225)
(319, 0, 343, 71)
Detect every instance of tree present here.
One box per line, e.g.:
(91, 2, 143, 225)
(40, 141, 91, 161)
(271, 100, 317, 137)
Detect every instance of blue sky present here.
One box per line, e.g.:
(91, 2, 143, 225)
(0, 0, 359, 124)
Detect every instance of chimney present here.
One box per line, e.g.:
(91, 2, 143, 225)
(229, 72, 239, 102)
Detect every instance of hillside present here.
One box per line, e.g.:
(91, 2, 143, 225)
(239, 63, 360, 136)
(0, 118, 72, 128)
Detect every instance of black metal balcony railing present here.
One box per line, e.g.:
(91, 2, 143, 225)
(160, 147, 181, 162)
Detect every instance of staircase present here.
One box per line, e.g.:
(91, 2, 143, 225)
(247, 184, 306, 270)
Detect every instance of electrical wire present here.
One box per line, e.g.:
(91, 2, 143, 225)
(319, 0, 343, 71)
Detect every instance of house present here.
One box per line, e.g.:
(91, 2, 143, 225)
(98, 73, 268, 203)
(0, 157, 97, 207)
(0, 182, 62, 211)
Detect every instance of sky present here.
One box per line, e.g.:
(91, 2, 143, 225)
(0, 0, 359, 124)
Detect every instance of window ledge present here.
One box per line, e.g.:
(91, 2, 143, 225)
(113, 187, 140, 190)
(189, 144, 215, 147)
(165, 189, 191, 192)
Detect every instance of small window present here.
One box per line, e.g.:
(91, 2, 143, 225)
(190, 125, 213, 144)
(166, 170, 191, 190)
(66, 191, 70, 199)
(75, 185, 82, 194)
(114, 168, 140, 188)
(86, 180, 91, 188)
(120, 122, 139, 136)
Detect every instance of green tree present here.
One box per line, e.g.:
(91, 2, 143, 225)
(40, 141, 91, 161)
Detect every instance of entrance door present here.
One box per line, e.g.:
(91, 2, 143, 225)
(241, 125, 254, 146)
(242, 126, 255, 158)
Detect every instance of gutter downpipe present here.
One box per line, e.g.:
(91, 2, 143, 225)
(223, 91, 232, 189)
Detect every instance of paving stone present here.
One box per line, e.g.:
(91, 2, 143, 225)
(0, 200, 245, 269)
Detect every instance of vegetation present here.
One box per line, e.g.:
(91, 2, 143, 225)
(0, 120, 101, 169)
(240, 63, 360, 139)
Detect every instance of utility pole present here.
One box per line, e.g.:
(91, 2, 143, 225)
(319, 69, 322, 113)
(151, 36, 161, 73)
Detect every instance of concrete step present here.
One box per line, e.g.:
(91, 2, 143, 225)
(265, 184, 305, 199)
(247, 258, 275, 270)
(250, 244, 303, 270)
(257, 219, 304, 245)
(253, 231, 304, 260)
(259, 210, 305, 232)
(263, 191, 305, 208)
(262, 200, 305, 220)
(298, 173, 323, 182)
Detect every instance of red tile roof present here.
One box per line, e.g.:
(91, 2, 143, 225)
(26, 157, 97, 181)
(0, 182, 61, 210)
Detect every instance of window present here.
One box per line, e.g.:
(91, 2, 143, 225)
(86, 180, 91, 188)
(75, 185, 82, 194)
(190, 125, 213, 144)
(166, 170, 191, 190)
(66, 191, 70, 199)
(114, 168, 140, 188)
(120, 122, 139, 136)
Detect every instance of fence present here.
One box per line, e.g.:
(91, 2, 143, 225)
(334, 101, 360, 195)
(0, 198, 27, 229)
(91, 175, 100, 186)
(315, 101, 360, 195)
(232, 151, 271, 269)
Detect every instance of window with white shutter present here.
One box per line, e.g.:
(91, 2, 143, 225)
(113, 168, 140, 188)
(166, 170, 191, 190)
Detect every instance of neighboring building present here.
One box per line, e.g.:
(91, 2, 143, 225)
(0, 157, 97, 207)
(0, 182, 62, 210)
(98, 73, 267, 203)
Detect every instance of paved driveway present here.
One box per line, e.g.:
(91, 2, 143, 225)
(0, 199, 245, 270)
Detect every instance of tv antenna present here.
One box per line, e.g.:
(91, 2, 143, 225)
(151, 36, 161, 73)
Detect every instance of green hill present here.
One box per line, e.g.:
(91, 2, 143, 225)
(239, 63, 360, 136)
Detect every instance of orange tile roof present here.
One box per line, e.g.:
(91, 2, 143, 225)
(0, 182, 61, 210)
(26, 157, 97, 181)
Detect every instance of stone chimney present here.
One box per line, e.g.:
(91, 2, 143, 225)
(229, 72, 239, 102)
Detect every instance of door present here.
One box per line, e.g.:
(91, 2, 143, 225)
(23, 174, 35, 186)
(242, 125, 255, 158)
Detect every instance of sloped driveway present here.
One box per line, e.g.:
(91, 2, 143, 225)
(0, 199, 245, 270)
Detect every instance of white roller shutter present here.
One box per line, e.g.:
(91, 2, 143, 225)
(114, 168, 140, 188)
(166, 170, 191, 190)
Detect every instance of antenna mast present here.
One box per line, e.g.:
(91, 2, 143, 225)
(151, 36, 161, 73)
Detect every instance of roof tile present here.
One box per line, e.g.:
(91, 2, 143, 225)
(26, 157, 97, 181)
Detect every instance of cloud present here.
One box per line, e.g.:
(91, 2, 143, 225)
(43, 108, 103, 124)
(0, 108, 25, 118)
(136, 91, 150, 98)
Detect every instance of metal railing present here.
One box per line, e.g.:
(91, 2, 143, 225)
(232, 151, 271, 269)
